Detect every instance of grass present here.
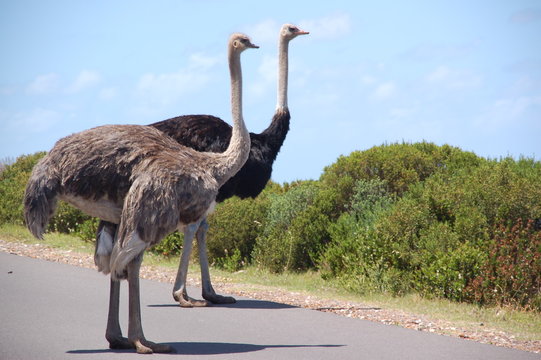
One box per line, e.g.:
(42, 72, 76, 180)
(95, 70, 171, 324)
(2, 223, 540, 342)
(0, 223, 94, 253)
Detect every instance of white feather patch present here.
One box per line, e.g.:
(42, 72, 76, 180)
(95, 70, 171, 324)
(96, 228, 114, 256)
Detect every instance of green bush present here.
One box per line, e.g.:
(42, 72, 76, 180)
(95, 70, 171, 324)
(418, 239, 486, 301)
(293, 142, 484, 274)
(0, 153, 46, 225)
(47, 202, 92, 235)
(319, 154, 541, 302)
(151, 231, 184, 257)
(320, 179, 395, 285)
(0, 152, 91, 235)
(252, 181, 319, 272)
(76, 218, 100, 242)
(206, 189, 273, 270)
(215, 248, 244, 272)
(319, 142, 481, 204)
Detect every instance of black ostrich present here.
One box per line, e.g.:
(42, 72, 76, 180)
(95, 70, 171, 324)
(97, 24, 308, 307)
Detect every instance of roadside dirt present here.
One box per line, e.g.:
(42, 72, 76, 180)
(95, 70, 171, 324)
(1, 239, 539, 354)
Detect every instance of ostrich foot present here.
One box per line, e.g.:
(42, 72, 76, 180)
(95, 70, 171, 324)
(133, 339, 173, 354)
(203, 292, 236, 304)
(107, 336, 134, 350)
(173, 291, 209, 308)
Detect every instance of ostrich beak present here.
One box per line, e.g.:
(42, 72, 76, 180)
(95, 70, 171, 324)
(297, 29, 310, 35)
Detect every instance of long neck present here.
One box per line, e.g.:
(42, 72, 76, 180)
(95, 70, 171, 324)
(261, 36, 291, 150)
(213, 47, 251, 186)
(276, 36, 289, 111)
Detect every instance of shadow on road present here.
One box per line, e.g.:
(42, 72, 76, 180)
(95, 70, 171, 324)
(67, 342, 344, 355)
(148, 299, 297, 310)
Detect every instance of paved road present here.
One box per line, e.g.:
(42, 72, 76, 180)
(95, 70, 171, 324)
(0, 252, 537, 360)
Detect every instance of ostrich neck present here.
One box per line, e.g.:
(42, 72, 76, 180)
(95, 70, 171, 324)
(261, 37, 291, 149)
(213, 48, 250, 187)
(276, 37, 289, 111)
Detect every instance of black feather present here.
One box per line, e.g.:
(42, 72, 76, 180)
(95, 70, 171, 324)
(150, 108, 290, 202)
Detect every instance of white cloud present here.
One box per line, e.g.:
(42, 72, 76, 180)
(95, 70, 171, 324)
(244, 19, 280, 46)
(402, 43, 476, 61)
(188, 52, 221, 69)
(299, 12, 352, 40)
(493, 96, 541, 119)
(361, 75, 377, 85)
(510, 8, 541, 23)
(426, 65, 481, 89)
(16, 108, 61, 133)
(99, 87, 117, 101)
(68, 70, 102, 93)
(27, 73, 60, 94)
(0, 85, 16, 95)
(372, 81, 396, 100)
(390, 107, 416, 119)
(258, 55, 277, 83)
(427, 66, 448, 82)
(136, 52, 220, 105)
(249, 55, 277, 97)
(476, 95, 541, 129)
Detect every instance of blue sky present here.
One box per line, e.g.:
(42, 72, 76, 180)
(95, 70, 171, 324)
(1, 1, 540, 183)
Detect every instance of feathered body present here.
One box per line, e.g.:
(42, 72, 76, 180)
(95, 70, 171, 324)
(150, 107, 290, 202)
(24, 125, 228, 271)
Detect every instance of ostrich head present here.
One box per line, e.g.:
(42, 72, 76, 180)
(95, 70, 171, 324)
(230, 33, 259, 51)
(280, 24, 309, 40)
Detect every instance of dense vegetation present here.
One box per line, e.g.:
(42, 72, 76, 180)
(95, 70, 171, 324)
(1, 142, 540, 310)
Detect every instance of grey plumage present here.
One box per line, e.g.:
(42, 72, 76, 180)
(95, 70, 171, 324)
(23, 33, 258, 354)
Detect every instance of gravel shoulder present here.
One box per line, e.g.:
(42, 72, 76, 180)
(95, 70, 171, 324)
(1, 239, 539, 354)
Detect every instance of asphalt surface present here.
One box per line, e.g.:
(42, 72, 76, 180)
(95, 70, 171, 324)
(0, 251, 538, 359)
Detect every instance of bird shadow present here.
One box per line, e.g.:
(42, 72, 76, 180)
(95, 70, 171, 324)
(67, 342, 344, 355)
(148, 299, 296, 310)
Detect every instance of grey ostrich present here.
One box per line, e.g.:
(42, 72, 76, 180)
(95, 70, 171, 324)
(23, 33, 258, 354)
(97, 24, 309, 307)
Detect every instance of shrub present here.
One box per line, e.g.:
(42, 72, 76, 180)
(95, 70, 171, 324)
(150, 231, 184, 257)
(418, 239, 486, 301)
(300, 143, 484, 273)
(466, 219, 541, 310)
(252, 181, 319, 272)
(215, 248, 244, 272)
(0, 153, 46, 225)
(76, 218, 100, 242)
(48, 202, 91, 235)
(320, 179, 395, 281)
(319, 155, 541, 302)
(206, 192, 271, 270)
(0, 152, 91, 235)
(319, 142, 481, 205)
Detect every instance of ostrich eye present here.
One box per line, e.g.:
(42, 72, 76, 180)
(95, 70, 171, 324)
(288, 26, 296, 32)
(240, 38, 249, 44)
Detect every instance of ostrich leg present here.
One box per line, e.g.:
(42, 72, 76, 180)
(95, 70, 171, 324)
(105, 279, 133, 349)
(172, 223, 208, 307)
(197, 218, 236, 304)
(127, 254, 172, 354)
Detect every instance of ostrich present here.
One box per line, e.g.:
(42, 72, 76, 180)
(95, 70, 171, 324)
(97, 24, 309, 307)
(23, 33, 258, 354)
